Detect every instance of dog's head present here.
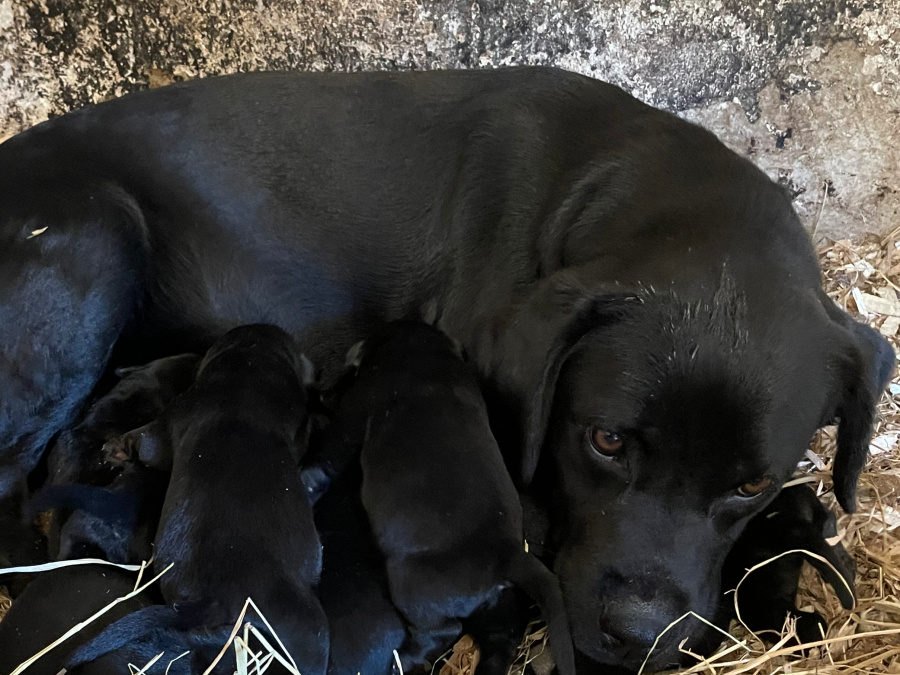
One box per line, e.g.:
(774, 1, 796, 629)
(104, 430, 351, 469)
(487, 269, 893, 671)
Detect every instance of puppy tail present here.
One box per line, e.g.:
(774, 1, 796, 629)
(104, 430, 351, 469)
(504, 551, 575, 675)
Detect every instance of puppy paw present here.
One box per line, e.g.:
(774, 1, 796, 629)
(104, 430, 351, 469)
(794, 611, 827, 646)
(102, 434, 137, 465)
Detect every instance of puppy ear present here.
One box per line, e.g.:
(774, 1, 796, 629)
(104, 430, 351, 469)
(299, 353, 317, 387)
(826, 316, 894, 513)
(345, 340, 366, 369)
(485, 270, 640, 486)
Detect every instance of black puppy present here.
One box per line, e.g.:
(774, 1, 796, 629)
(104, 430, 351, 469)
(40, 353, 199, 560)
(46, 353, 200, 488)
(64, 605, 228, 675)
(312, 463, 407, 675)
(108, 324, 329, 674)
(722, 483, 856, 644)
(0, 565, 154, 675)
(327, 321, 574, 675)
(30, 461, 168, 564)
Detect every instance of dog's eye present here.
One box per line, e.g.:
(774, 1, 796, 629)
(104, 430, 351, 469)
(589, 427, 623, 456)
(737, 477, 772, 498)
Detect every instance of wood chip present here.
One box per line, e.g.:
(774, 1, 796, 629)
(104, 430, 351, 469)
(145, 68, 175, 89)
(881, 316, 900, 337)
(854, 291, 900, 316)
(870, 434, 898, 455)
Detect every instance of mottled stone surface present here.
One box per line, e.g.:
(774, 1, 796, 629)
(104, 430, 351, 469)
(1, 0, 898, 239)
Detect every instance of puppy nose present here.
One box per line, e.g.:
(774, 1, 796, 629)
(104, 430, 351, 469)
(599, 593, 685, 651)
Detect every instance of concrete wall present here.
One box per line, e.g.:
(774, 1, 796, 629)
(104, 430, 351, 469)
(1, 0, 897, 241)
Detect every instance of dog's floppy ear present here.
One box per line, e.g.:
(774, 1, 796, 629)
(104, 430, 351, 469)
(485, 269, 640, 486)
(818, 291, 895, 513)
(522, 290, 640, 484)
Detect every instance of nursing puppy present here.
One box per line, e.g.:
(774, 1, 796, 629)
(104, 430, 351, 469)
(110, 324, 329, 674)
(722, 484, 856, 644)
(45, 353, 200, 489)
(40, 353, 199, 559)
(312, 463, 406, 675)
(30, 461, 168, 563)
(64, 605, 229, 675)
(330, 321, 574, 675)
(0, 565, 155, 675)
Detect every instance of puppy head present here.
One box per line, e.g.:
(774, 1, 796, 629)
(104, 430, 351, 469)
(725, 484, 856, 616)
(491, 271, 890, 671)
(345, 320, 467, 375)
(199, 323, 311, 384)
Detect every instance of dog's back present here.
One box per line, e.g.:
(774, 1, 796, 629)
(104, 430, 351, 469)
(127, 325, 329, 674)
(339, 321, 573, 675)
(353, 323, 520, 553)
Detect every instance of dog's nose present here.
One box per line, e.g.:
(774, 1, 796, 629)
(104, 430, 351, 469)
(599, 592, 685, 652)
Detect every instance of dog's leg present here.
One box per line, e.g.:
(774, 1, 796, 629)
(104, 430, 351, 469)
(0, 185, 146, 503)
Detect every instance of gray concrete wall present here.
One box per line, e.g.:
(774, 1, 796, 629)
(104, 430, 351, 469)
(1, 0, 897, 241)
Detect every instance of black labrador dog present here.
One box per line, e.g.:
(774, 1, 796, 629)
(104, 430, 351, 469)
(0, 565, 155, 675)
(100, 324, 329, 674)
(0, 68, 893, 670)
(324, 321, 575, 675)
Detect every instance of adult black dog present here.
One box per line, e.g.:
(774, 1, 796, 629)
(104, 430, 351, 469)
(325, 321, 575, 675)
(0, 68, 893, 669)
(104, 324, 329, 675)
